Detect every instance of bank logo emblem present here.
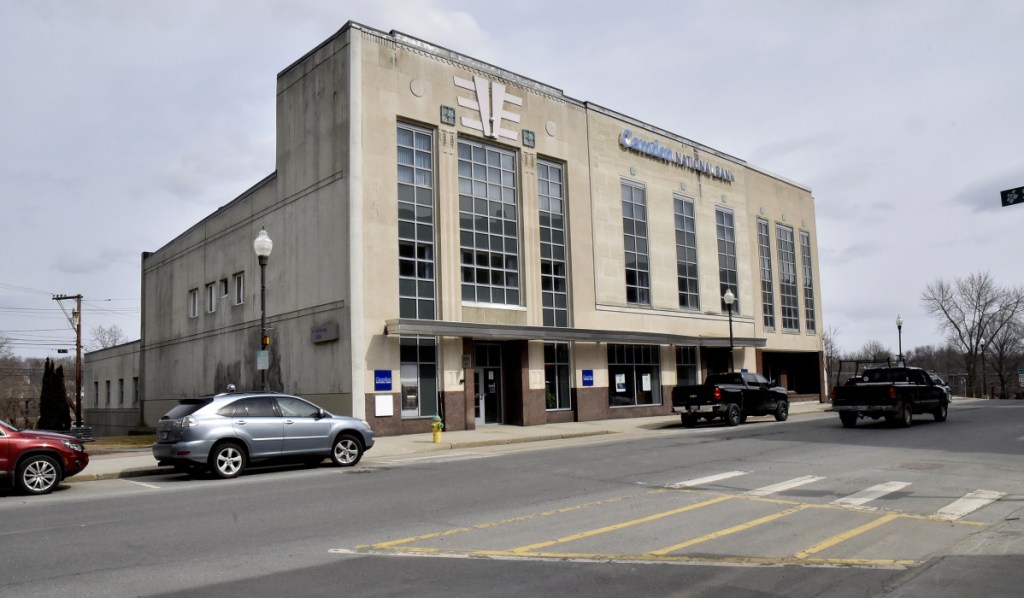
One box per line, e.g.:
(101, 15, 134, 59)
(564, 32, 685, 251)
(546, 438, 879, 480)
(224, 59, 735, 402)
(454, 75, 522, 141)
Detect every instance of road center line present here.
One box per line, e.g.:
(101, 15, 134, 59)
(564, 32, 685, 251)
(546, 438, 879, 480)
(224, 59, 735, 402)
(744, 475, 825, 497)
(831, 481, 910, 508)
(935, 489, 1006, 520)
(667, 471, 748, 489)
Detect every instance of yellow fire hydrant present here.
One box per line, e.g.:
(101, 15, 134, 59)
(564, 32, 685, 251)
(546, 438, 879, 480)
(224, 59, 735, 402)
(431, 415, 444, 443)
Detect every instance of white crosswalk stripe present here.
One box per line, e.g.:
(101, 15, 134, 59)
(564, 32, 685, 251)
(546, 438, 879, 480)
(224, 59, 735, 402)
(667, 471, 748, 489)
(831, 481, 911, 508)
(744, 475, 825, 497)
(935, 489, 1007, 520)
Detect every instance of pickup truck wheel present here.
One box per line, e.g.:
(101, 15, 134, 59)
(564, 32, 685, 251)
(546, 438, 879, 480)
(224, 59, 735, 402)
(839, 412, 857, 428)
(681, 413, 697, 428)
(897, 403, 913, 428)
(774, 400, 790, 422)
(933, 402, 948, 422)
(725, 404, 742, 427)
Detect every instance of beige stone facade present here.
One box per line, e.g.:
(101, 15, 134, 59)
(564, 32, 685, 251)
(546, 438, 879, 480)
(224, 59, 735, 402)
(139, 22, 823, 436)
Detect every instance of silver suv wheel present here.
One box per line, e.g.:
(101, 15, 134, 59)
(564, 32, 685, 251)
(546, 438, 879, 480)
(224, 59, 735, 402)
(331, 435, 363, 467)
(210, 442, 246, 479)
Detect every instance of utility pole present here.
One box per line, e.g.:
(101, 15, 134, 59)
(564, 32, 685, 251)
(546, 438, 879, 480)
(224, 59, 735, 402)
(53, 294, 83, 427)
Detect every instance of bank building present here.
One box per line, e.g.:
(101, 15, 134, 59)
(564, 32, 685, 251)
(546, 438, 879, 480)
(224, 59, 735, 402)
(95, 22, 825, 436)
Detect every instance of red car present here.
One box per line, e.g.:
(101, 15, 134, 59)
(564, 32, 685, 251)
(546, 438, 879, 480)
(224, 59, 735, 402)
(0, 420, 90, 495)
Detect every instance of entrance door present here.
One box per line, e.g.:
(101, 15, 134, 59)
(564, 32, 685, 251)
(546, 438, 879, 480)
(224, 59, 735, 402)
(474, 343, 503, 425)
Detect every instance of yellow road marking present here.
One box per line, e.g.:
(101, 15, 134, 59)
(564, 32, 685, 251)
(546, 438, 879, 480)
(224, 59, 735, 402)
(511, 495, 734, 553)
(337, 546, 919, 569)
(357, 489, 666, 549)
(650, 504, 811, 555)
(795, 513, 900, 559)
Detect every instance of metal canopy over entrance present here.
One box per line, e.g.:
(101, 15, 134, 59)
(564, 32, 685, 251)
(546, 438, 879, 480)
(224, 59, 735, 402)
(384, 318, 766, 348)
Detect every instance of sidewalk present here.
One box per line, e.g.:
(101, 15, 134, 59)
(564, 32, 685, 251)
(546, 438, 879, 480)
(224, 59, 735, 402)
(71, 401, 833, 483)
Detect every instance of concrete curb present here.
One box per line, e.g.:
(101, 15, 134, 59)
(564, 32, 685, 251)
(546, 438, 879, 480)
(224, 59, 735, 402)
(68, 404, 835, 484)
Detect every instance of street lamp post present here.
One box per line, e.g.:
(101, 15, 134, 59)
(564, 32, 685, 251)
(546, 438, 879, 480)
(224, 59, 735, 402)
(723, 288, 735, 372)
(980, 337, 988, 399)
(253, 228, 273, 391)
(896, 314, 903, 366)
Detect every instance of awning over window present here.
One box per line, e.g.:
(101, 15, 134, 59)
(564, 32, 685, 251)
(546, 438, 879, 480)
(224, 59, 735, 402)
(384, 319, 766, 348)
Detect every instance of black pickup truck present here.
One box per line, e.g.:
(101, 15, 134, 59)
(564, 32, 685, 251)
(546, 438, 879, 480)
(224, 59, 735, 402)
(831, 366, 949, 428)
(671, 372, 790, 427)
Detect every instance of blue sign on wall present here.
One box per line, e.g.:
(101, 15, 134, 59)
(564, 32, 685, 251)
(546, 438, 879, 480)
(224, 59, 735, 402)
(374, 370, 393, 391)
(582, 370, 594, 387)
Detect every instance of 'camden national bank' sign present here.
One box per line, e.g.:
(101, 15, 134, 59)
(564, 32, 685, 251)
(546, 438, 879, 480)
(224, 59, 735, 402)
(619, 129, 736, 183)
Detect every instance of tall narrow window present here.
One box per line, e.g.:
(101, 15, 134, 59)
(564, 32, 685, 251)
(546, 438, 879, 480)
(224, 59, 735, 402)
(133, 376, 139, 406)
(539, 160, 568, 327)
(118, 378, 125, 406)
(757, 219, 775, 329)
(621, 181, 650, 305)
(716, 207, 738, 313)
(674, 195, 699, 309)
(544, 343, 571, 411)
(777, 224, 800, 331)
(397, 124, 436, 319)
(188, 289, 199, 318)
(801, 231, 817, 333)
(206, 283, 216, 313)
(399, 337, 438, 418)
(94, 381, 99, 407)
(458, 139, 520, 305)
(233, 272, 245, 305)
(105, 380, 111, 406)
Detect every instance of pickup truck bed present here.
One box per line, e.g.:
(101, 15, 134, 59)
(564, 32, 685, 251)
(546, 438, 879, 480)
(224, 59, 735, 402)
(672, 371, 789, 427)
(831, 366, 949, 428)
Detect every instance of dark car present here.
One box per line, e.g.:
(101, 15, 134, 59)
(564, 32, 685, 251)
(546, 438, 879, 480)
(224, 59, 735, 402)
(152, 391, 375, 479)
(0, 419, 90, 495)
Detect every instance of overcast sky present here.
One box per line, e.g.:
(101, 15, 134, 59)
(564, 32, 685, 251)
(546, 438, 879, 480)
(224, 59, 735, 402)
(2, 0, 1022, 359)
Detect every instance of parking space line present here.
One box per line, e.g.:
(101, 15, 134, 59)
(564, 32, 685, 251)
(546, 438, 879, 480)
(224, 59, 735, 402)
(794, 513, 899, 559)
(935, 489, 1007, 520)
(831, 481, 910, 508)
(667, 471, 748, 489)
(119, 479, 160, 490)
(744, 475, 825, 497)
(650, 504, 811, 555)
(511, 495, 734, 553)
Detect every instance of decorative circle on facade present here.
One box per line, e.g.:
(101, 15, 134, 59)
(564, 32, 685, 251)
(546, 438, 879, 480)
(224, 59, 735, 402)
(545, 120, 557, 137)
(410, 79, 426, 97)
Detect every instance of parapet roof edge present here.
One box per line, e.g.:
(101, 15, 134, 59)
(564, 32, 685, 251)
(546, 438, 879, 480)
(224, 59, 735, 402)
(144, 172, 277, 260)
(287, 22, 811, 194)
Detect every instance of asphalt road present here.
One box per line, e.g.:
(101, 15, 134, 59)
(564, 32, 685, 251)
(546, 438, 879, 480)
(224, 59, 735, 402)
(2, 400, 1023, 597)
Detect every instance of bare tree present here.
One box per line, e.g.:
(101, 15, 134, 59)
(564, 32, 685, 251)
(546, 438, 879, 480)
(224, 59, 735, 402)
(921, 271, 1024, 396)
(984, 314, 1024, 398)
(851, 340, 892, 362)
(822, 326, 842, 388)
(91, 324, 126, 349)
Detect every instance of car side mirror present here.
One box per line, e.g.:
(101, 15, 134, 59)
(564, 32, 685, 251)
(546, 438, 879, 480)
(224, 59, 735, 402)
(316, 409, 327, 419)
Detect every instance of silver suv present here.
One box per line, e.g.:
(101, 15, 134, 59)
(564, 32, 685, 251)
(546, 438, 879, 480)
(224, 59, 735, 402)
(152, 391, 374, 478)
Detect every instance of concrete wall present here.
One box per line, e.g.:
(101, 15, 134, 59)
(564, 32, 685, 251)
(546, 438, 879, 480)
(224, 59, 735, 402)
(84, 341, 140, 436)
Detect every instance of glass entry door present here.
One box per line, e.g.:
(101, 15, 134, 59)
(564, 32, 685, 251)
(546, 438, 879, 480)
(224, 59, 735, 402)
(474, 343, 503, 425)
